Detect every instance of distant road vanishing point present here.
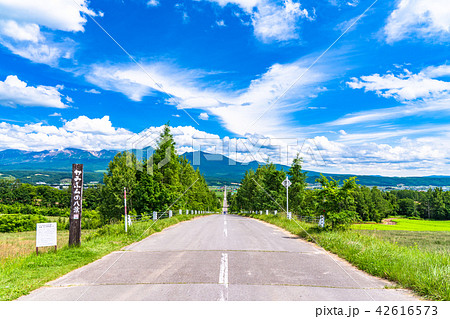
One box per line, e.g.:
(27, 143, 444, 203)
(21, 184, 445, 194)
(20, 215, 417, 301)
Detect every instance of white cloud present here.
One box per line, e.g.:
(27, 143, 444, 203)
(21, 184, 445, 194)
(2, 117, 450, 176)
(0, 20, 41, 43)
(147, 0, 160, 7)
(199, 112, 209, 120)
(208, 0, 313, 42)
(0, 0, 99, 65)
(49, 112, 62, 117)
(0, 75, 70, 108)
(63, 116, 122, 135)
(84, 55, 332, 137)
(85, 88, 101, 94)
(0, 0, 97, 32)
(347, 65, 450, 101)
(216, 20, 226, 27)
(0, 116, 133, 151)
(328, 97, 450, 126)
(384, 0, 450, 43)
(252, 0, 313, 42)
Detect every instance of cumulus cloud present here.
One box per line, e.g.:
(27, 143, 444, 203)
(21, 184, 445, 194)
(252, 0, 313, 42)
(63, 116, 121, 135)
(347, 65, 450, 101)
(0, 75, 70, 108)
(1, 117, 449, 175)
(0, 115, 133, 151)
(0, 0, 99, 65)
(199, 112, 209, 120)
(208, 0, 314, 42)
(384, 0, 450, 43)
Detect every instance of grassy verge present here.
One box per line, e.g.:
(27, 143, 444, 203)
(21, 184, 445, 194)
(353, 218, 450, 231)
(241, 213, 450, 301)
(0, 214, 204, 301)
(356, 230, 450, 252)
(0, 229, 93, 261)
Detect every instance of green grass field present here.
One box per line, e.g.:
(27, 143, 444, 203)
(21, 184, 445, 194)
(353, 218, 450, 231)
(241, 213, 450, 301)
(0, 214, 205, 301)
(357, 230, 450, 252)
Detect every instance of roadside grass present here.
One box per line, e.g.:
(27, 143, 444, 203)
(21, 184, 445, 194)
(357, 230, 450, 252)
(241, 213, 450, 301)
(353, 219, 450, 231)
(0, 214, 203, 301)
(0, 229, 93, 262)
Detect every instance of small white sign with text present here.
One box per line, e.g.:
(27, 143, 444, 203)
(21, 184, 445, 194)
(36, 223, 57, 247)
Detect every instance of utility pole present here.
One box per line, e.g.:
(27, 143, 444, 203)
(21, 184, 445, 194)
(124, 187, 127, 233)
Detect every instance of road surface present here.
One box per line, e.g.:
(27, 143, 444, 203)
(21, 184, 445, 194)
(19, 214, 417, 301)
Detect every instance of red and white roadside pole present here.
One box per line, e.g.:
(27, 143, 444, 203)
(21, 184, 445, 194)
(124, 187, 128, 233)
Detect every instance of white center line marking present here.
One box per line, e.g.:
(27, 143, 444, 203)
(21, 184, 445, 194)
(223, 218, 228, 237)
(219, 253, 229, 288)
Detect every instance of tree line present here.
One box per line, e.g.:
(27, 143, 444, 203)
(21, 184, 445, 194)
(0, 125, 220, 226)
(99, 125, 220, 223)
(229, 156, 450, 228)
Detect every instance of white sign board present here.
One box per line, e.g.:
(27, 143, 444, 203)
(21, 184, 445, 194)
(36, 223, 57, 247)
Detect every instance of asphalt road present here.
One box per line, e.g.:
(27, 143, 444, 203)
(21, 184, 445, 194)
(20, 214, 417, 301)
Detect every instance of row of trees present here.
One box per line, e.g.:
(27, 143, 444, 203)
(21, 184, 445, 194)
(99, 125, 220, 223)
(229, 156, 450, 228)
(0, 125, 220, 225)
(0, 180, 101, 210)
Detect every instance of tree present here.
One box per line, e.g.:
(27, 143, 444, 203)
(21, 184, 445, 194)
(398, 198, 415, 216)
(149, 124, 183, 210)
(288, 154, 307, 214)
(316, 175, 358, 229)
(100, 152, 137, 223)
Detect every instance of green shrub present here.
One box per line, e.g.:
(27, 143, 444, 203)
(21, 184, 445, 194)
(0, 214, 49, 232)
(0, 204, 69, 217)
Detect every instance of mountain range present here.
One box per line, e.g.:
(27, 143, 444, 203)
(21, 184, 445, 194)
(1, 149, 450, 187)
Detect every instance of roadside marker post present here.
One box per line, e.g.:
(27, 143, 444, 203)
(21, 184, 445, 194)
(186, 209, 189, 215)
(169, 210, 172, 218)
(124, 187, 127, 233)
(266, 210, 268, 215)
(179, 209, 182, 215)
(153, 211, 157, 221)
(319, 215, 325, 228)
(274, 210, 277, 215)
(282, 177, 292, 220)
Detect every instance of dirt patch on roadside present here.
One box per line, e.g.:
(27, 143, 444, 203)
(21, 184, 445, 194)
(382, 218, 397, 225)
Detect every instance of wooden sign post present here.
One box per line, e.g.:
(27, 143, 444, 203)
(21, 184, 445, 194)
(69, 164, 84, 246)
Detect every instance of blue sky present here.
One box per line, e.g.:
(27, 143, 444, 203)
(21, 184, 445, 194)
(0, 0, 449, 176)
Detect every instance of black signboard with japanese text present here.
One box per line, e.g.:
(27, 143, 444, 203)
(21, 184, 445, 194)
(69, 164, 83, 246)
